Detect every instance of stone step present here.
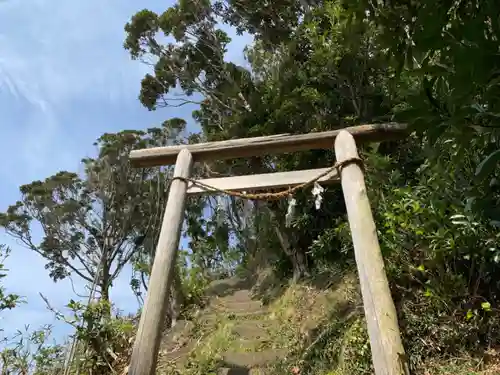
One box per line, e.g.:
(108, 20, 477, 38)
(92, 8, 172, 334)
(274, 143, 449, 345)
(160, 320, 194, 353)
(212, 297, 262, 306)
(206, 278, 253, 297)
(221, 349, 287, 368)
(232, 339, 275, 353)
(215, 289, 254, 303)
(202, 309, 268, 323)
(217, 367, 267, 375)
(211, 300, 264, 314)
(158, 341, 194, 362)
(231, 320, 273, 341)
(161, 320, 192, 340)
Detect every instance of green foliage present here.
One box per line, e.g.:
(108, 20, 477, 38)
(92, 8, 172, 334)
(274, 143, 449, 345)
(359, 140, 500, 370)
(121, 0, 500, 372)
(124, 2, 246, 113)
(121, 0, 500, 371)
(0, 245, 21, 312)
(63, 299, 135, 374)
(347, 0, 500, 177)
(215, 0, 303, 47)
(1, 325, 66, 375)
(0, 299, 136, 375)
(0, 247, 65, 374)
(337, 318, 372, 374)
(0, 125, 188, 301)
(7, 0, 500, 373)
(475, 149, 500, 181)
(177, 253, 210, 309)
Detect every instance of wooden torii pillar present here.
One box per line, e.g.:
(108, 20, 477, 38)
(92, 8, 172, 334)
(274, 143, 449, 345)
(127, 123, 410, 375)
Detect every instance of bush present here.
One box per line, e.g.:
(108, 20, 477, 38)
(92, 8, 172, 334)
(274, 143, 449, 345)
(360, 138, 500, 369)
(63, 299, 136, 374)
(1, 325, 65, 375)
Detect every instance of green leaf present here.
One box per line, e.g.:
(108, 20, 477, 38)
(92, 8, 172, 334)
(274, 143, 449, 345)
(481, 302, 491, 311)
(475, 149, 500, 180)
(465, 309, 475, 320)
(427, 124, 448, 147)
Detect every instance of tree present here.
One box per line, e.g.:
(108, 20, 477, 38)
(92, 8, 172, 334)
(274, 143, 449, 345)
(120, 0, 500, 371)
(0, 124, 186, 302)
(123, 0, 396, 280)
(344, 0, 500, 156)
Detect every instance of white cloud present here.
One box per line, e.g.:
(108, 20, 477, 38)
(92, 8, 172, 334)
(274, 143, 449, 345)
(0, 0, 152, 106)
(0, 0, 161, 181)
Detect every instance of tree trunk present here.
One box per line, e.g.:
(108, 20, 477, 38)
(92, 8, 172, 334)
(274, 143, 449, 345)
(163, 267, 185, 331)
(170, 269, 185, 327)
(100, 284, 110, 302)
(266, 205, 309, 282)
(245, 158, 309, 279)
(99, 264, 111, 316)
(98, 238, 112, 305)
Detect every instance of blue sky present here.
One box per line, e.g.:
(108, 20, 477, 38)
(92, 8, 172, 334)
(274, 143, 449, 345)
(0, 0, 252, 345)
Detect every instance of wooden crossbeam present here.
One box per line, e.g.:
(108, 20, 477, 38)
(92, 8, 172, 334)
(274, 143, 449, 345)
(130, 122, 408, 167)
(186, 167, 339, 195)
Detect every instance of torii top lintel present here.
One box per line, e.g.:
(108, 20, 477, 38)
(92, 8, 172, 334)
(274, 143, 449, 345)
(128, 122, 408, 168)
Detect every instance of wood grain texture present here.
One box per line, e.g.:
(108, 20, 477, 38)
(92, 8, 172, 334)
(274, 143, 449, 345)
(128, 149, 193, 375)
(334, 131, 409, 375)
(130, 123, 408, 167)
(186, 167, 339, 195)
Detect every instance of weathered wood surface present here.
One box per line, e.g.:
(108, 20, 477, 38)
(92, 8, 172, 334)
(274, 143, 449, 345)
(334, 131, 409, 375)
(130, 123, 408, 167)
(128, 149, 193, 375)
(186, 167, 339, 195)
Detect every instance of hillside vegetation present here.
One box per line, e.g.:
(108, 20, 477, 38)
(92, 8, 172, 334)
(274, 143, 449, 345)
(2, 0, 500, 374)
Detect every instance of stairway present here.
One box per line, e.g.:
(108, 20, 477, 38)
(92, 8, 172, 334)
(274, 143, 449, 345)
(156, 278, 286, 374)
(210, 289, 287, 374)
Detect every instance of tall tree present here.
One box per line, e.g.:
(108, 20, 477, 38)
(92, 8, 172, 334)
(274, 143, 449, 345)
(123, 0, 395, 280)
(0, 123, 186, 301)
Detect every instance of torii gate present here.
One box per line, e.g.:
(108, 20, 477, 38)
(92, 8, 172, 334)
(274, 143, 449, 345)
(127, 123, 410, 375)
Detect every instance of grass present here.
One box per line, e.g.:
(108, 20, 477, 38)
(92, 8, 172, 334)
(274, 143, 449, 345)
(154, 266, 499, 375)
(420, 358, 500, 375)
(263, 268, 372, 375)
(156, 313, 241, 374)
